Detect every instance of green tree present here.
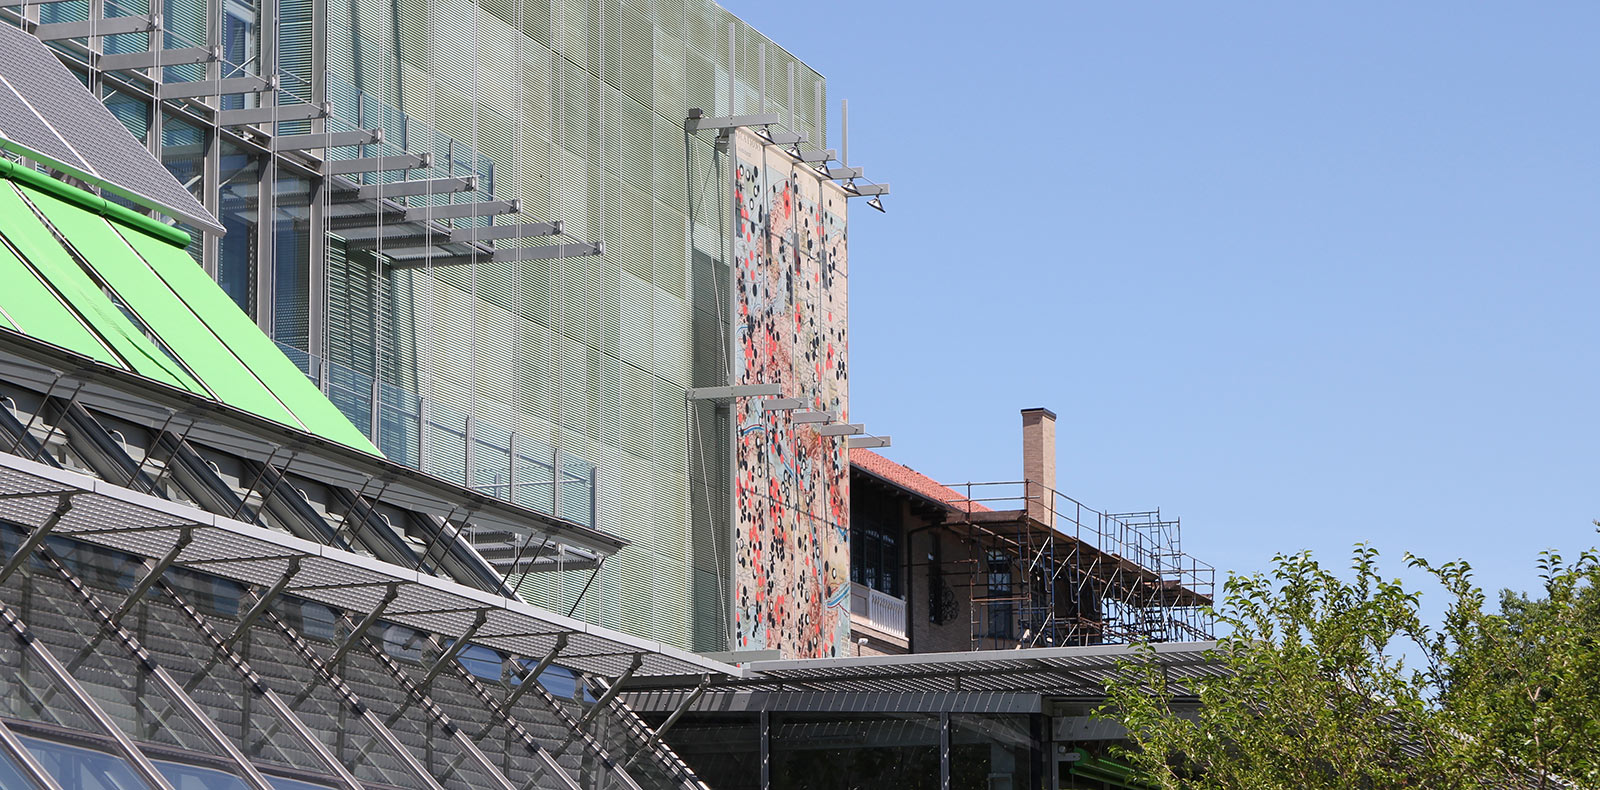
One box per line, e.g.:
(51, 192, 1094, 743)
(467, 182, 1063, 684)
(1098, 539, 1600, 790)
(1423, 547, 1600, 789)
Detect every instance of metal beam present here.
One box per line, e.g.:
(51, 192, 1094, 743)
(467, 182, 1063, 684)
(495, 632, 567, 719)
(97, 45, 218, 71)
(0, 717, 64, 790)
(574, 654, 641, 727)
(684, 110, 780, 132)
(847, 182, 890, 197)
(825, 166, 864, 180)
(791, 410, 834, 425)
(0, 602, 179, 790)
(42, 551, 278, 790)
(411, 608, 487, 698)
(791, 148, 835, 163)
(271, 128, 382, 151)
(624, 674, 708, 768)
(450, 220, 561, 243)
(223, 556, 301, 650)
(159, 581, 365, 790)
(0, 494, 73, 585)
(403, 198, 520, 223)
(387, 242, 602, 268)
(687, 384, 783, 401)
(847, 436, 892, 450)
(264, 613, 448, 790)
(162, 74, 277, 100)
(815, 423, 864, 437)
(756, 397, 803, 413)
(216, 101, 330, 126)
(760, 129, 805, 146)
(324, 151, 431, 175)
(110, 527, 193, 625)
(355, 175, 478, 200)
(34, 13, 158, 39)
(328, 582, 398, 666)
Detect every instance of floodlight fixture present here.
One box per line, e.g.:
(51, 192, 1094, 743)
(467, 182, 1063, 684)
(867, 197, 885, 213)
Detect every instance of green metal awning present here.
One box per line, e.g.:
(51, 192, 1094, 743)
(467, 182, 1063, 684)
(0, 172, 380, 456)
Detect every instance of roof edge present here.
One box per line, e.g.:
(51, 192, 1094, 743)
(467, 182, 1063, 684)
(0, 150, 191, 247)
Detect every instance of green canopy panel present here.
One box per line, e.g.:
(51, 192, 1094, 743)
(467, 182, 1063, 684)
(0, 181, 205, 393)
(117, 221, 379, 454)
(0, 174, 381, 457)
(0, 234, 119, 365)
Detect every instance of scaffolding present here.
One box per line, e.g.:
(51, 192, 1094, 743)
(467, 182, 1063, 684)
(939, 481, 1215, 650)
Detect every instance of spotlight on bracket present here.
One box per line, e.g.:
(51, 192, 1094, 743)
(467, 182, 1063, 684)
(867, 197, 885, 213)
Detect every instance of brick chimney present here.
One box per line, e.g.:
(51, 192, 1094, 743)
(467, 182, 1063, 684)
(1022, 408, 1057, 526)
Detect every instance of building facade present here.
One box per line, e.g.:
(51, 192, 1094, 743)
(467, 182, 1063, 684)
(845, 409, 1215, 657)
(2, 0, 871, 656)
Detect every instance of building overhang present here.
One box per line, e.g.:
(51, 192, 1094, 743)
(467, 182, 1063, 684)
(625, 642, 1223, 714)
(0, 447, 739, 680)
(0, 329, 627, 559)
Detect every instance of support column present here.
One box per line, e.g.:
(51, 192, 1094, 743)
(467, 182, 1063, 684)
(759, 710, 770, 790)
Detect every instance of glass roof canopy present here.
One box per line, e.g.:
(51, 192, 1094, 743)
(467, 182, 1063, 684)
(0, 449, 734, 680)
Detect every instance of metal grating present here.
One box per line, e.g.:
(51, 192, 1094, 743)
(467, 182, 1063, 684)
(0, 24, 221, 233)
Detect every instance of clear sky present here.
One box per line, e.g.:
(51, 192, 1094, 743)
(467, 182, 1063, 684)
(720, 1, 1600, 602)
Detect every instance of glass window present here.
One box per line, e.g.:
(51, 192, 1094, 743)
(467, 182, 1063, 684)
(950, 715, 1035, 790)
(155, 759, 254, 790)
(0, 741, 44, 789)
(21, 735, 154, 790)
(217, 142, 260, 313)
(849, 496, 902, 597)
(770, 714, 940, 790)
(272, 175, 313, 348)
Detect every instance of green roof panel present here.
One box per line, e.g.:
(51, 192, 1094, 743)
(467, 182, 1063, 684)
(0, 182, 205, 393)
(19, 183, 306, 430)
(0, 235, 120, 364)
(117, 224, 380, 454)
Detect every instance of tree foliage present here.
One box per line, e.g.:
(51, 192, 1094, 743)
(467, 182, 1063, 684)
(1099, 537, 1600, 790)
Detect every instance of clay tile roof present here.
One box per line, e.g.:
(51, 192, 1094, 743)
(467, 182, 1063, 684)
(850, 449, 992, 513)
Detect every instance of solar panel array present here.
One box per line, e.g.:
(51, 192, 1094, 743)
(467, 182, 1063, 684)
(0, 23, 222, 234)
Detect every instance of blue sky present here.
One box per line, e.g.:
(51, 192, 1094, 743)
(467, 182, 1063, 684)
(721, 2, 1600, 601)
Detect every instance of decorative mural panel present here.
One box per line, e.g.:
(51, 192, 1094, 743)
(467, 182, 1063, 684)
(731, 128, 850, 659)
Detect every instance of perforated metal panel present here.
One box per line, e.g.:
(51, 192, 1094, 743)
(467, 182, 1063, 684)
(0, 24, 220, 232)
(318, 0, 829, 653)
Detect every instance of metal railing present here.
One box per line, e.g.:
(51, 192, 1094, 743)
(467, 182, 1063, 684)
(275, 341, 598, 531)
(850, 582, 907, 639)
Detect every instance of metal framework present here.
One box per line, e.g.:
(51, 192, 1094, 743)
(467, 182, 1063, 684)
(937, 481, 1215, 650)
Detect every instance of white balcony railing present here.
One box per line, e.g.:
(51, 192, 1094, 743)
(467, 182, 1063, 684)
(850, 582, 907, 638)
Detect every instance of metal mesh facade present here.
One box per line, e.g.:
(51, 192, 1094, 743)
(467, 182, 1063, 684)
(3, 0, 830, 653)
(315, 0, 828, 652)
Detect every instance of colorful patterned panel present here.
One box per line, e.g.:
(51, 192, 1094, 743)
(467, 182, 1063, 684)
(731, 128, 850, 659)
